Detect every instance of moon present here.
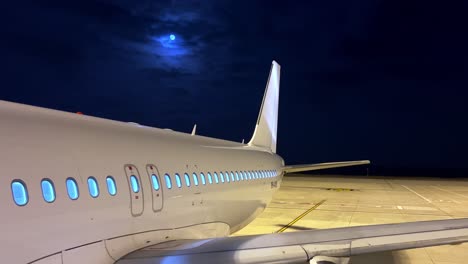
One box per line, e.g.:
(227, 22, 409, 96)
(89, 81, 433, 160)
(170, 34, 176, 41)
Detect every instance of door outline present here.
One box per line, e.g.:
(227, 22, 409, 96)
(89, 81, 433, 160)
(124, 164, 144, 217)
(146, 164, 164, 212)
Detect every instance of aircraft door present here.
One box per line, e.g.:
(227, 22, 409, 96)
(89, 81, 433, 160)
(146, 164, 164, 212)
(124, 164, 144, 216)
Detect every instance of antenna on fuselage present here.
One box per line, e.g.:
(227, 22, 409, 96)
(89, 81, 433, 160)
(191, 124, 197, 136)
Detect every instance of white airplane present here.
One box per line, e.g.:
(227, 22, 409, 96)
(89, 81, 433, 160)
(1, 61, 467, 264)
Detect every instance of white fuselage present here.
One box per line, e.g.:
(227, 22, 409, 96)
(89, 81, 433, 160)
(0, 101, 284, 264)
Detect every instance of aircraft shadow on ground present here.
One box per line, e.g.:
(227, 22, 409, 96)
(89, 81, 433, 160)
(350, 251, 396, 264)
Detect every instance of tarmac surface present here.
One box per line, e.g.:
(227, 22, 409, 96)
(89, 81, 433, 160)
(233, 174, 468, 264)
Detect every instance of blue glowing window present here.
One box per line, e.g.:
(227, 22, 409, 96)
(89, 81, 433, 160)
(219, 172, 225, 183)
(87, 177, 99, 198)
(151, 174, 160, 191)
(225, 171, 230, 182)
(235, 171, 239, 181)
(256, 171, 260, 179)
(11, 180, 28, 206)
(165, 174, 172, 189)
(261, 171, 265, 178)
(41, 179, 55, 203)
(267, 170, 271, 177)
(248, 171, 252, 180)
(66, 178, 79, 200)
(241, 171, 246, 180)
(130, 175, 140, 193)
(207, 172, 213, 184)
(106, 176, 117, 196)
(176, 174, 182, 188)
(184, 173, 190, 187)
(214, 172, 219, 183)
(230, 172, 235, 182)
(193, 173, 199, 186)
(200, 173, 206, 185)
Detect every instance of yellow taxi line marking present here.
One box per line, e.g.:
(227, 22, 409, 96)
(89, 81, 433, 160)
(275, 199, 326, 233)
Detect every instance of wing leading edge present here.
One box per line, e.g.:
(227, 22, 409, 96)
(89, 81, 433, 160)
(282, 160, 370, 174)
(117, 218, 468, 264)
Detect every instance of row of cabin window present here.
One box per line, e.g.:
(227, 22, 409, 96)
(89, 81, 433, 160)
(11, 169, 278, 206)
(163, 170, 278, 189)
(11, 176, 124, 206)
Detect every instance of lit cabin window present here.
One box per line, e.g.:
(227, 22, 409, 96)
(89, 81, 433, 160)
(193, 173, 199, 186)
(41, 179, 56, 203)
(106, 176, 117, 196)
(11, 180, 28, 206)
(207, 172, 213, 184)
(176, 174, 183, 188)
(200, 173, 206, 185)
(87, 177, 99, 198)
(66, 178, 79, 200)
(130, 175, 140, 193)
(165, 174, 172, 189)
(184, 173, 190, 187)
(225, 171, 230, 183)
(214, 172, 219, 183)
(235, 171, 240, 181)
(219, 172, 225, 183)
(151, 174, 160, 190)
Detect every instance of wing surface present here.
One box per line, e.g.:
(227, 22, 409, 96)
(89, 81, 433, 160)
(117, 218, 468, 264)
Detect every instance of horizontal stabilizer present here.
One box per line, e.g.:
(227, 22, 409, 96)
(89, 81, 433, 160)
(283, 160, 370, 174)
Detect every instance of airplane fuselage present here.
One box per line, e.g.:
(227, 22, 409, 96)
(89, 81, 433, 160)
(0, 101, 284, 264)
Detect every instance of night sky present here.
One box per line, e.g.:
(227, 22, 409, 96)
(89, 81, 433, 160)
(2, 1, 468, 174)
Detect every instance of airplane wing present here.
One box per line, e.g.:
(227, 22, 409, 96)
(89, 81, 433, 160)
(283, 160, 370, 174)
(117, 218, 468, 264)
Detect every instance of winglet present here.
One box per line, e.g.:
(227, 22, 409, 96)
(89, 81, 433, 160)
(248, 61, 281, 153)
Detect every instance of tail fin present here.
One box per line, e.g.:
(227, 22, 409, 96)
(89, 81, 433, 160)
(248, 61, 281, 153)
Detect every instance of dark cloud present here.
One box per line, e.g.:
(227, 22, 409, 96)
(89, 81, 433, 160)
(1, 0, 468, 171)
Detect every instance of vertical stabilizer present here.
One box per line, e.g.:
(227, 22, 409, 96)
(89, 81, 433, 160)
(248, 61, 280, 153)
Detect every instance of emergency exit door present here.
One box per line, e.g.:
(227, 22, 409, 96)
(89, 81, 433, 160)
(146, 164, 164, 212)
(124, 164, 144, 216)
